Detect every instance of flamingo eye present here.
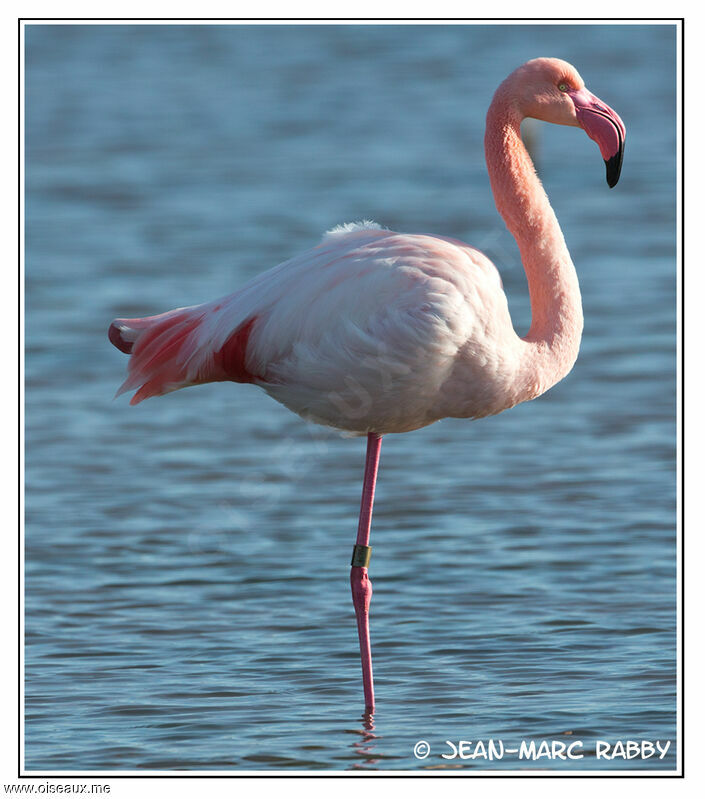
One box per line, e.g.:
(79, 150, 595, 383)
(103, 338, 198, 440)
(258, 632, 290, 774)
(558, 82, 569, 92)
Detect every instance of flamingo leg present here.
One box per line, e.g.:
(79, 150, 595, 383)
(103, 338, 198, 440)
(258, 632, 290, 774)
(350, 432, 383, 711)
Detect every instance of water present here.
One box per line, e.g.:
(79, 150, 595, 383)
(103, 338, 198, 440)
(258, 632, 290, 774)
(24, 23, 677, 772)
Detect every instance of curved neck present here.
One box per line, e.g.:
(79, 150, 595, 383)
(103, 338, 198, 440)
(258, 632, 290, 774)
(485, 97, 583, 394)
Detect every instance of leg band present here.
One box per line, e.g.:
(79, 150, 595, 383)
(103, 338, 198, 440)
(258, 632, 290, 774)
(351, 544, 372, 568)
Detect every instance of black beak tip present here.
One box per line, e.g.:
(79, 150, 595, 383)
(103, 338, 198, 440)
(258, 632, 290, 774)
(605, 149, 624, 189)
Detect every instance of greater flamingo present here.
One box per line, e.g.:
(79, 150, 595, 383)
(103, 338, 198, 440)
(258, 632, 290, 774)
(109, 58, 625, 712)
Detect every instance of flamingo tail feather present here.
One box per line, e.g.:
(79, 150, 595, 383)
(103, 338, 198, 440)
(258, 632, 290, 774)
(109, 305, 259, 405)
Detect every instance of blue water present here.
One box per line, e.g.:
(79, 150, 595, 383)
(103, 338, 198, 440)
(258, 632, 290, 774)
(25, 23, 677, 772)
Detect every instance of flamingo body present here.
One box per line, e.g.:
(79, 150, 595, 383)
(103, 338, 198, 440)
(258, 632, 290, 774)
(112, 223, 536, 433)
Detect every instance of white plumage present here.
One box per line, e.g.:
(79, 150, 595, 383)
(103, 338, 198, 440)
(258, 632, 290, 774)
(112, 222, 527, 434)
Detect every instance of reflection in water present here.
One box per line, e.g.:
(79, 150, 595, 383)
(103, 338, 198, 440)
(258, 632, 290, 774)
(351, 711, 381, 769)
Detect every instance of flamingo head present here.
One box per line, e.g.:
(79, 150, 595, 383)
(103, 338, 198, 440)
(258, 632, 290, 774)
(507, 57, 626, 188)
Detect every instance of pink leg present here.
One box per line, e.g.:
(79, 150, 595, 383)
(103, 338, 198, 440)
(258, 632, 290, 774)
(350, 432, 382, 711)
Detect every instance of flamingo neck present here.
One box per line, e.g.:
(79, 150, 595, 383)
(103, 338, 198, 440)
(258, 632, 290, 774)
(485, 96, 584, 397)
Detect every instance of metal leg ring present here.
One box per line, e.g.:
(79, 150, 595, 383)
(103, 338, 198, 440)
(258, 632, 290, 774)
(351, 544, 372, 568)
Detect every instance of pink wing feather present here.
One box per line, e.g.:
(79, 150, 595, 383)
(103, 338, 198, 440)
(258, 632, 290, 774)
(109, 305, 259, 405)
(109, 224, 393, 407)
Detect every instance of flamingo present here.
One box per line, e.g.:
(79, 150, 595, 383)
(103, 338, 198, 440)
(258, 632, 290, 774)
(109, 58, 625, 712)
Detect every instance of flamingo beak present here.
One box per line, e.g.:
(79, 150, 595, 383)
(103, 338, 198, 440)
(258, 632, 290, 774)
(569, 88, 626, 188)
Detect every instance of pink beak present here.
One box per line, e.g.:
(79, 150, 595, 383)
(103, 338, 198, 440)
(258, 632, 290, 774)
(569, 88, 626, 188)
